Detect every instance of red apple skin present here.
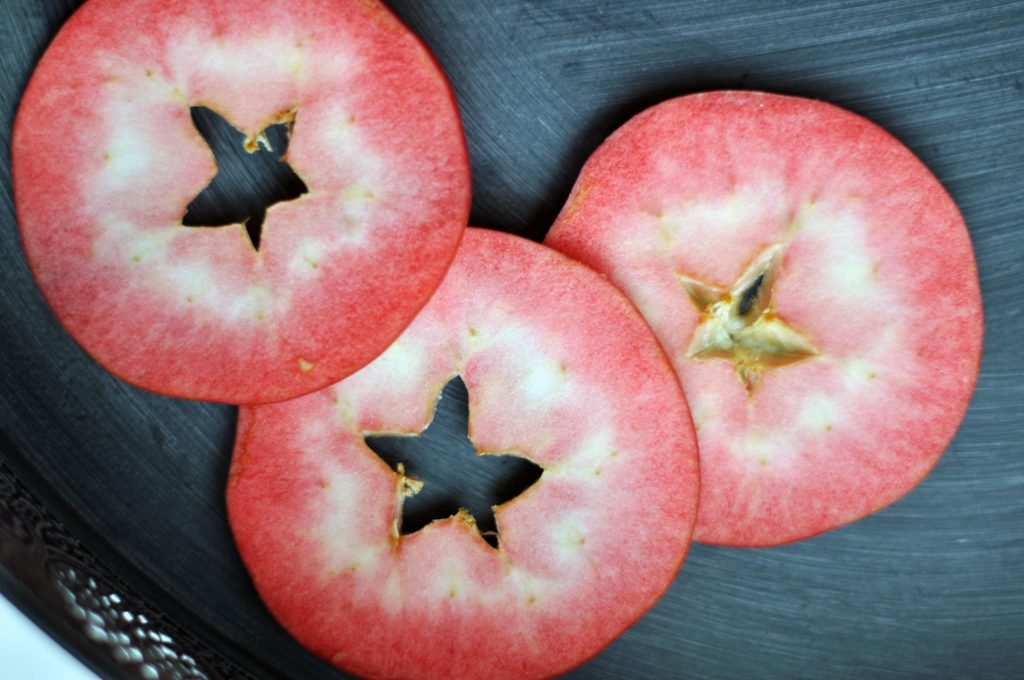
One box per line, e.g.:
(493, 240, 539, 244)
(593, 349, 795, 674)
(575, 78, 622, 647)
(227, 229, 700, 680)
(546, 91, 983, 547)
(12, 0, 470, 404)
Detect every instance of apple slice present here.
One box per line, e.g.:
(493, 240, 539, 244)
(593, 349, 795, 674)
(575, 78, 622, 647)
(227, 228, 699, 679)
(12, 0, 469, 404)
(546, 91, 983, 547)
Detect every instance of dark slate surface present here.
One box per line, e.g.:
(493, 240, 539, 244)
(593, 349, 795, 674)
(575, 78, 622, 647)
(1, 1, 1022, 678)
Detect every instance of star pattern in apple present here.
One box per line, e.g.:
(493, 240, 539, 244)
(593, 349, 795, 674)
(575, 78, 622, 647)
(364, 376, 544, 549)
(182, 106, 308, 251)
(681, 244, 818, 391)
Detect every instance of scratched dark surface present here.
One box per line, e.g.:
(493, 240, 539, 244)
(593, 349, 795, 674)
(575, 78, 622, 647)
(1, 1, 1023, 678)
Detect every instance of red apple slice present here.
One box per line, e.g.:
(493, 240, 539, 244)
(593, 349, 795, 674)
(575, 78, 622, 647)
(12, 0, 469, 403)
(546, 91, 983, 547)
(227, 229, 699, 679)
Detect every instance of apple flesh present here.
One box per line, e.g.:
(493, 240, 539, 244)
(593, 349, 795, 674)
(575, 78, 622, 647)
(546, 91, 983, 547)
(227, 229, 700, 679)
(12, 0, 470, 404)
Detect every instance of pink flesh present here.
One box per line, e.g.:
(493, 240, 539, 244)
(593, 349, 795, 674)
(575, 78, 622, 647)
(12, 0, 469, 403)
(228, 229, 699, 679)
(546, 92, 983, 546)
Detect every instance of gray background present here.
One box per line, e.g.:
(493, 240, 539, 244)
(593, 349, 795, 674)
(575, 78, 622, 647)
(1, 1, 1023, 678)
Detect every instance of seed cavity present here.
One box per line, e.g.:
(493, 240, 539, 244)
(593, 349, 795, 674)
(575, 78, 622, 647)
(681, 244, 818, 392)
(182, 106, 308, 252)
(364, 376, 544, 549)
(738, 274, 764, 317)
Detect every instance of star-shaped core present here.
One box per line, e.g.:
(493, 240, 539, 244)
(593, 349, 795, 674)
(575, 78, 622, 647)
(681, 245, 818, 391)
(364, 376, 544, 549)
(182, 106, 308, 251)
